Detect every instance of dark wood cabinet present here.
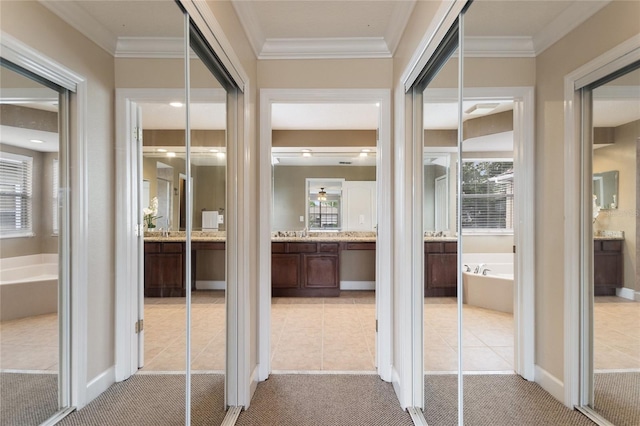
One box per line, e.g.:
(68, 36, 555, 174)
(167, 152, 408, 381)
(144, 242, 186, 297)
(271, 242, 340, 297)
(425, 241, 457, 297)
(594, 239, 623, 296)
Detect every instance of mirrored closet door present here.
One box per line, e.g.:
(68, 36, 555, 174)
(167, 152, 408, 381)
(0, 59, 70, 424)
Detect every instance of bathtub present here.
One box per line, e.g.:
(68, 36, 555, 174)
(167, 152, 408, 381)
(0, 254, 58, 321)
(462, 254, 514, 314)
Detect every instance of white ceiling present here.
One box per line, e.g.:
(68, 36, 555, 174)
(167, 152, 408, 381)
(272, 103, 379, 130)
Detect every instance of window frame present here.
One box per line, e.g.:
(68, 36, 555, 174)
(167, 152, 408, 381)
(0, 151, 34, 239)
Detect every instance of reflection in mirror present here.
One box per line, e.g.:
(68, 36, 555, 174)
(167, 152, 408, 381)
(420, 37, 460, 426)
(592, 170, 618, 210)
(0, 62, 61, 423)
(269, 102, 379, 373)
(590, 66, 640, 424)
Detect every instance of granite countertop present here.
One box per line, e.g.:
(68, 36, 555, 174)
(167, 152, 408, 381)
(593, 230, 625, 240)
(144, 230, 458, 243)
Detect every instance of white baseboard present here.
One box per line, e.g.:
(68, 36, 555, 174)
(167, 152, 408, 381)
(534, 365, 564, 404)
(196, 280, 226, 290)
(391, 367, 405, 409)
(86, 366, 115, 405)
(616, 287, 636, 301)
(249, 365, 259, 407)
(340, 280, 375, 290)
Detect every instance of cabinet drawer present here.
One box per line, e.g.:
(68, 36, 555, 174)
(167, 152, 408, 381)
(343, 242, 375, 250)
(425, 242, 443, 253)
(288, 243, 317, 253)
(145, 243, 161, 253)
(444, 242, 457, 253)
(602, 240, 622, 252)
(319, 243, 339, 253)
(162, 243, 183, 253)
(272, 242, 286, 253)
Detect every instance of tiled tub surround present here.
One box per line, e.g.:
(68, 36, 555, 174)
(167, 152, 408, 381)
(1, 295, 637, 373)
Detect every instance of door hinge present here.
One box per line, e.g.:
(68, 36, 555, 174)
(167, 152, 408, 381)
(133, 126, 143, 142)
(135, 319, 144, 334)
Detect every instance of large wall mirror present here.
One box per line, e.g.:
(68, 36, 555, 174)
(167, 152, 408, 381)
(0, 60, 68, 423)
(587, 64, 640, 425)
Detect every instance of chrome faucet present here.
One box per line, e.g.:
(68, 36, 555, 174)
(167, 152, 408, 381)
(474, 263, 487, 274)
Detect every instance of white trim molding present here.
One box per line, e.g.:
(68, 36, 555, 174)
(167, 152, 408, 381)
(258, 89, 393, 384)
(535, 365, 565, 404)
(563, 34, 640, 409)
(86, 367, 116, 404)
(260, 37, 392, 60)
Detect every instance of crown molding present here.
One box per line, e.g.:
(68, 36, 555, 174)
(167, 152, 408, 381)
(38, 0, 117, 55)
(115, 37, 185, 59)
(533, 0, 610, 55)
(259, 37, 391, 60)
(231, 0, 265, 58)
(385, 0, 417, 55)
(464, 36, 536, 58)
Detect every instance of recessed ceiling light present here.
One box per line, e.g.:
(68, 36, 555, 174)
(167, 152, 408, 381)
(156, 148, 167, 153)
(216, 152, 226, 159)
(209, 149, 219, 153)
(361, 148, 371, 153)
(301, 149, 312, 157)
(359, 152, 368, 157)
(29, 139, 44, 144)
(167, 152, 176, 157)
(169, 102, 183, 108)
(465, 103, 500, 116)
(375, 103, 380, 107)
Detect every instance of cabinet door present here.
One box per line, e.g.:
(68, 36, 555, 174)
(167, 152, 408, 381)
(272, 254, 300, 289)
(303, 254, 339, 289)
(594, 240, 622, 295)
(144, 252, 184, 297)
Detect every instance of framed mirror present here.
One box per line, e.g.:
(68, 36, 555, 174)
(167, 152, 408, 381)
(593, 170, 618, 209)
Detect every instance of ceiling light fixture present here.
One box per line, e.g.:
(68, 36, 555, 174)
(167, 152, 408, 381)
(29, 139, 44, 144)
(216, 152, 226, 159)
(169, 102, 183, 108)
(209, 149, 219, 153)
(464, 103, 499, 116)
(156, 148, 167, 153)
(167, 152, 176, 157)
(359, 152, 368, 157)
(318, 187, 327, 201)
(302, 149, 312, 158)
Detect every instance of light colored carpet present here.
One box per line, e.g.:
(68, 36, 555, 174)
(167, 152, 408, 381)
(236, 374, 413, 426)
(0, 373, 58, 426)
(424, 374, 596, 426)
(58, 374, 225, 426)
(594, 372, 640, 426)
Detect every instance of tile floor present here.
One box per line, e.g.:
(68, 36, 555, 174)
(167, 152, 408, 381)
(1, 294, 638, 373)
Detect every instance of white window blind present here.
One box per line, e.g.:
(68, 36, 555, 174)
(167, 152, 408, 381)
(0, 152, 33, 237)
(53, 159, 59, 235)
(461, 160, 514, 231)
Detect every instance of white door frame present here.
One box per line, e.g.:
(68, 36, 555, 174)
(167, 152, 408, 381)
(258, 88, 393, 382)
(1, 32, 89, 410)
(563, 34, 640, 410)
(114, 88, 226, 381)
(422, 86, 536, 378)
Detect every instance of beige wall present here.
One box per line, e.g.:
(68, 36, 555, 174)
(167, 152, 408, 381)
(535, 0, 640, 382)
(594, 120, 639, 292)
(273, 130, 376, 147)
(1, 1, 116, 381)
(258, 59, 393, 89)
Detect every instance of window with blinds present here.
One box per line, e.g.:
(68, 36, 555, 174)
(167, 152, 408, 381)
(461, 160, 514, 232)
(0, 152, 33, 237)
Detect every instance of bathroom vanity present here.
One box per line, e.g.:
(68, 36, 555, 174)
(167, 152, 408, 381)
(593, 238, 623, 295)
(424, 240, 458, 297)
